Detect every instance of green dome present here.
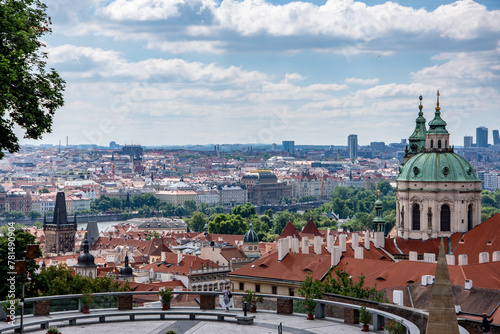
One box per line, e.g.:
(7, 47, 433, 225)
(244, 224, 259, 243)
(397, 152, 479, 182)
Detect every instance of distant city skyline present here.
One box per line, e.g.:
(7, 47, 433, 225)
(15, 0, 500, 148)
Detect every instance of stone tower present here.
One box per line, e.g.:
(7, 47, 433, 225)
(43, 191, 77, 254)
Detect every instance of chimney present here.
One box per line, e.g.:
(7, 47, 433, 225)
(287, 236, 293, 251)
(493, 251, 500, 262)
(351, 233, 359, 249)
(393, 290, 404, 306)
(177, 251, 183, 264)
(465, 279, 473, 290)
(278, 238, 289, 261)
(409, 251, 418, 261)
(458, 254, 468, 266)
(423, 253, 436, 263)
(445, 254, 455, 266)
(331, 246, 341, 267)
(292, 237, 300, 253)
(364, 231, 370, 250)
(339, 234, 347, 252)
(314, 236, 322, 255)
(373, 231, 384, 249)
(302, 237, 309, 254)
(161, 251, 166, 262)
(479, 252, 489, 263)
(327, 234, 334, 252)
(421, 275, 428, 286)
(354, 246, 364, 259)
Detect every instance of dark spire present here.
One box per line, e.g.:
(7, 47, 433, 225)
(53, 192, 69, 225)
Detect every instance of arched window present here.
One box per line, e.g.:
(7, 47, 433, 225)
(430, 140, 434, 148)
(467, 204, 473, 231)
(412, 204, 420, 230)
(440, 205, 451, 231)
(438, 140, 442, 148)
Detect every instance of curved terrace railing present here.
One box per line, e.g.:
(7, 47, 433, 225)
(1, 291, 424, 334)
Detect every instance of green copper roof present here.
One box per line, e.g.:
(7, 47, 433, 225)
(427, 92, 449, 135)
(408, 96, 427, 153)
(397, 152, 480, 182)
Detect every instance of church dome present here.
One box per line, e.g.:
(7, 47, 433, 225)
(244, 224, 259, 243)
(120, 255, 134, 276)
(77, 238, 95, 267)
(120, 264, 133, 276)
(397, 152, 480, 183)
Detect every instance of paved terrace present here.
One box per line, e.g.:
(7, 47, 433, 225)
(2, 308, 385, 334)
(0, 291, 423, 334)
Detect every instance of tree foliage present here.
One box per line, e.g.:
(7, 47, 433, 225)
(208, 214, 247, 235)
(0, 0, 65, 159)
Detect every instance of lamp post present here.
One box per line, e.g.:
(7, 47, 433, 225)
(13, 244, 39, 334)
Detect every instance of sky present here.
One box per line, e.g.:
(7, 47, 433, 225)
(20, 0, 500, 148)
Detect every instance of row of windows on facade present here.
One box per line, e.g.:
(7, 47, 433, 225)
(192, 283, 230, 292)
(238, 282, 294, 296)
(192, 275, 225, 282)
(408, 203, 474, 231)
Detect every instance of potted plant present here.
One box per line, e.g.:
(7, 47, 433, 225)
(304, 296, 317, 320)
(1, 298, 19, 322)
(242, 290, 263, 313)
(80, 291, 94, 313)
(385, 319, 405, 334)
(47, 326, 62, 334)
(298, 273, 323, 320)
(159, 288, 173, 310)
(359, 306, 372, 331)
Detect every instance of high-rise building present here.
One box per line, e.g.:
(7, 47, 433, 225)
(282, 141, 295, 154)
(493, 130, 500, 145)
(464, 136, 473, 148)
(348, 134, 358, 159)
(476, 126, 488, 147)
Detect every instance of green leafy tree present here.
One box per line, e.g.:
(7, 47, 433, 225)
(231, 203, 256, 219)
(183, 199, 197, 215)
(33, 221, 43, 228)
(0, 0, 65, 159)
(299, 195, 317, 203)
(188, 211, 208, 232)
(0, 227, 41, 299)
(28, 210, 41, 220)
(208, 214, 247, 235)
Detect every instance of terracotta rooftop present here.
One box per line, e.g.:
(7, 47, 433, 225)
(278, 221, 301, 240)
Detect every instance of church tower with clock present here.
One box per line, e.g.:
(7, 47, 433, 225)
(44, 191, 77, 254)
(395, 92, 482, 240)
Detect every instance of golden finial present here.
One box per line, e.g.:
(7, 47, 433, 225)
(377, 184, 380, 197)
(436, 90, 440, 110)
(419, 95, 423, 111)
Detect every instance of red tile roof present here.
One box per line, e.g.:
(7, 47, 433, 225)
(301, 218, 322, 237)
(278, 221, 301, 240)
(230, 251, 332, 283)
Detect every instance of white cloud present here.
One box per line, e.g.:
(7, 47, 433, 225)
(344, 78, 379, 85)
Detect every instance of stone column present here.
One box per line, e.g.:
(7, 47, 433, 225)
(276, 298, 293, 314)
(118, 295, 133, 310)
(200, 294, 216, 309)
(34, 300, 50, 316)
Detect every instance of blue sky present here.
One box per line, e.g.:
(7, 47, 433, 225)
(22, 0, 500, 147)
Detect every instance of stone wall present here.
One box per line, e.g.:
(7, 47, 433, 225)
(458, 319, 500, 334)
